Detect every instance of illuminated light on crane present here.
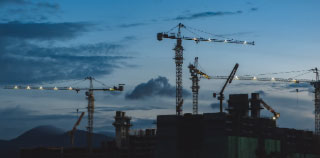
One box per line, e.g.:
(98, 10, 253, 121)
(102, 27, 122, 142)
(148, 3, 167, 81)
(26, 86, 31, 90)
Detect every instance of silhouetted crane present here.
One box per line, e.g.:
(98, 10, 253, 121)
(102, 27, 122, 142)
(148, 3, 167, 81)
(157, 23, 254, 116)
(69, 111, 85, 147)
(213, 63, 239, 113)
(188, 57, 210, 114)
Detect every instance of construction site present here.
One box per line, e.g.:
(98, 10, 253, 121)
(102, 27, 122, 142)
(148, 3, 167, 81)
(5, 23, 320, 158)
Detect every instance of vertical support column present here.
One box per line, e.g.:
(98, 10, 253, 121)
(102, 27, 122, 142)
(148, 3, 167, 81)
(313, 82, 320, 135)
(86, 77, 94, 152)
(191, 76, 199, 114)
(174, 38, 183, 116)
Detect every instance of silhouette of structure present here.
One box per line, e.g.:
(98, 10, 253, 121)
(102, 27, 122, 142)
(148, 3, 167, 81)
(157, 23, 254, 116)
(188, 57, 211, 114)
(156, 93, 320, 158)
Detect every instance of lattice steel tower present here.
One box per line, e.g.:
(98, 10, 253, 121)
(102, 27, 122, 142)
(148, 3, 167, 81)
(173, 23, 184, 115)
(311, 68, 320, 135)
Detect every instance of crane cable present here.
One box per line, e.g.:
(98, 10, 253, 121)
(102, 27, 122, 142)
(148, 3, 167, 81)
(184, 27, 205, 39)
(165, 25, 179, 33)
(242, 69, 312, 77)
(93, 78, 111, 88)
(185, 25, 231, 39)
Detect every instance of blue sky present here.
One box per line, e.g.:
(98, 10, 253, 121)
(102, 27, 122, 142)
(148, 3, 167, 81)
(0, 0, 319, 140)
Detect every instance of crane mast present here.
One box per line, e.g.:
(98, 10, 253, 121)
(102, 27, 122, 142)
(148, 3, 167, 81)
(157, 23, 254, 116)
(311, 68, 320, 135)
(86, 77, 94, 152)
(174, 23, 184, 116)
(188, 57, 210, 114)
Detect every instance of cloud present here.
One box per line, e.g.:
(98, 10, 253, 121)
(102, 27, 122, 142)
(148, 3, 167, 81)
(125, 76, 190, 100)
(0, 20, 133, 84)
(36, 2, 59, 10)
(95, 105, 165, 112)
(118, 23, 146, 28)
(250, 7, 258, 12)
(0, 0, 27, 6)
(0, 0, 59, 10)
(0, 1, 60, 22)
(0, 21, 91, 40)
(173, 10, 243, 20)
(0, 41, 131, 84)
(131, 118, 156, 129)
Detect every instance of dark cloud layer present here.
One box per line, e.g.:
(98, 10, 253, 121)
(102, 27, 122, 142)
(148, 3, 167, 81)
(0, 41, 130, 84)
(95, 105, 164, 112)
(0, 0, 60, 22)
(118, 23, 146, 28)
(0, 0, 26, 5)
(0, 21, 90, 40)
(174, 11, 242, 20)
(0, 0, 59, 10)
(125, 76, 190, 100)
(0, 21, 131, 84)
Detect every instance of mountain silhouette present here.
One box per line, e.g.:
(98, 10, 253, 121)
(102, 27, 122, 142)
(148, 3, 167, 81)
(0, 125, 113, 158)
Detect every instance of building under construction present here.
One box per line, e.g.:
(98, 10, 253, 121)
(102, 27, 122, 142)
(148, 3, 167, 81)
(20, 93, 320, 158)
(156, 93, 320, 158)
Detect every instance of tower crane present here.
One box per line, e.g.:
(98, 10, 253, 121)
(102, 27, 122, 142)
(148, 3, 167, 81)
(69, 111, 85, 147)
(4, 76, 124, 151)
(157, 23, 254, 116)
(213, 63, 239, 113)
(188, 57, 210, 114)
(210, 68, 320, 135)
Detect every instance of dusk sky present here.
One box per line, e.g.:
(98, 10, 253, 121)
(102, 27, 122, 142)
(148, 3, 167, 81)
(0, 0, 319, 140)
